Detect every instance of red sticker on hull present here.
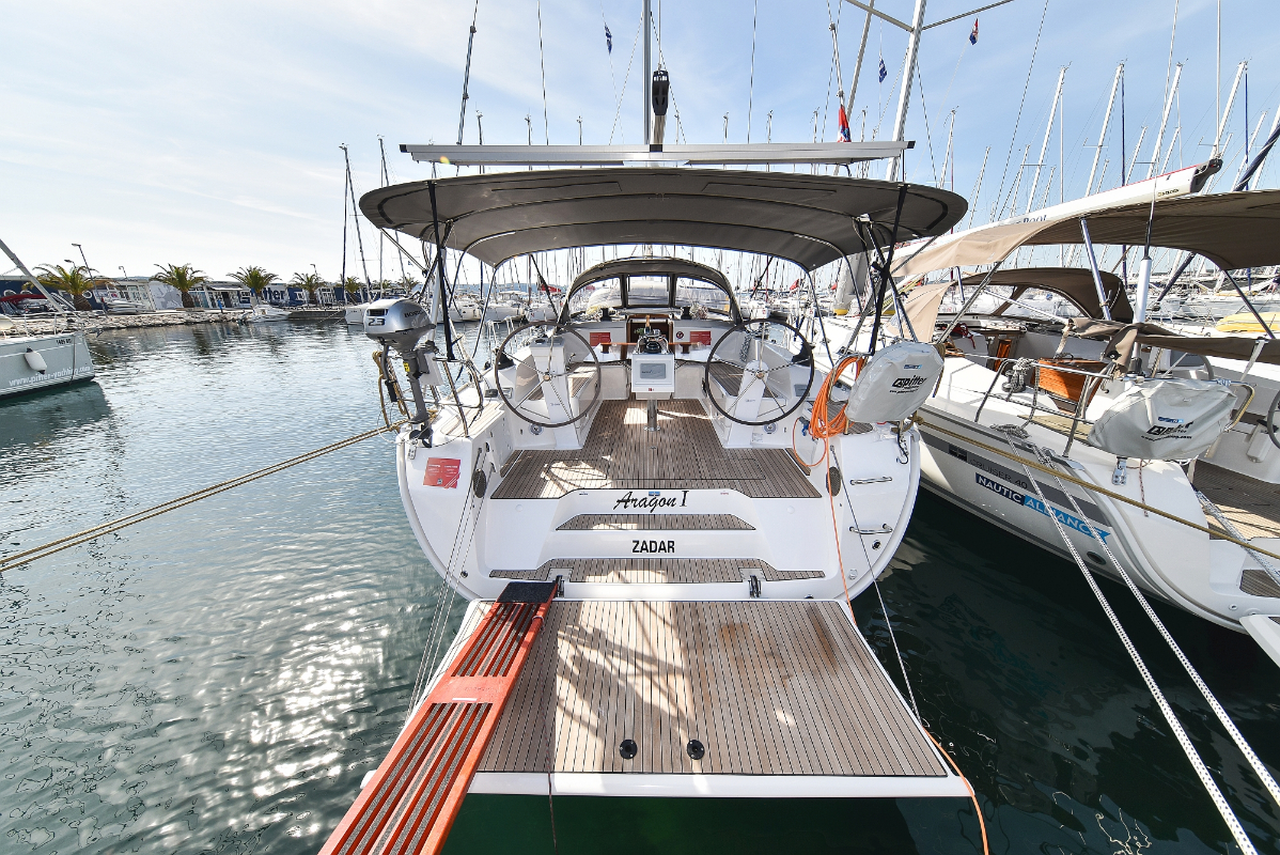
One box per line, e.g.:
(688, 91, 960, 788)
(425, 457, 461, 488)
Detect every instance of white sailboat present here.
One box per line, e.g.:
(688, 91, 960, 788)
(319, 157, 986, 853)
(866, 181, 1280, 665)
(0, 238, 96, 398)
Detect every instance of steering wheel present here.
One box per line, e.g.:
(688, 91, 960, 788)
(704, 319, 816, 426)
(1266, 389, 1280, 450)
(495, 321, 602, 428)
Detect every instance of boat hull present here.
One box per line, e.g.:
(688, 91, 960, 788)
(916, 360, 1280, 636)
(1, 332, 96, 398)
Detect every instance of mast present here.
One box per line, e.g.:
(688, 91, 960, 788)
(845, 0, 877, 118)
(642, 0, 652, 145)
(0, 237, 69, 314)
(456, 1, 479, 146)
(1215, 61, 1246, 156)
(1026, 66, 1067, 214)
(885, 0, 927, 180)
(838, 0, 1018, 180)
(1086, 64, 1123, 196)
(1146, 62, 1183, 179)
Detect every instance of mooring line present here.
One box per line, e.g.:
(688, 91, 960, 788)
(0, 421, 406, 574)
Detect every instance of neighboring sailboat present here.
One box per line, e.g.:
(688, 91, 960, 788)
(877, 185, 1280, 664)
(0, 238, 96, 399)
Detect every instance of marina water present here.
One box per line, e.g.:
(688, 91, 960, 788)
(2, 321, 1278, 853)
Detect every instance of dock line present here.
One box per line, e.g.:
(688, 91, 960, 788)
(0, 420, 406, 574)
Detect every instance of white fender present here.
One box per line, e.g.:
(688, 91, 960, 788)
(24, 347, 48, 373)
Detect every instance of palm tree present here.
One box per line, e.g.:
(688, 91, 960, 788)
(341, 276, 363, 303)
(35, 263, 107, 311)
(290, 272, 326, 305)
(153, 263, 208, 309)
(229, 266, 279, 304)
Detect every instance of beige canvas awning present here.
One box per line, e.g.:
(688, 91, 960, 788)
(895, 188, 1280, 279)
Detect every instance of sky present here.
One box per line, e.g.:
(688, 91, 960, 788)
(3, 0, 1277, 286)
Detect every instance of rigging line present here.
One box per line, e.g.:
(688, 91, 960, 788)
(1046, 478, 1280, 813)
(0, 421, 405, 574)
(345, 148, 373, 287)
(607, 16, 645, 144)
(915, 61, 939, 186)
(925, 729, 992, 855)
(990, 0, 1050, 225)
(537, 0, 550, 145)
(746, 0, 758, 142)
(341, 150, 350, 285)
(601, 2, 617, 122)
(1160, 0, 1180, 143)
(821, 0, 844, 149)
(936, 30, 970, 121)
(871, 54, 905, 140)
(997, 433, 1259, 854)
(421, 483, 485, 702)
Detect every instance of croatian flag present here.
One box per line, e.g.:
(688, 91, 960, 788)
(605, 24, 613, 53)
(970, 18, 979, 45)
(837, 103, 851, 142)
(878, 57, 887, 83)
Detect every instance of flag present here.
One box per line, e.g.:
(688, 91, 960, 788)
(837, 103, 851, 142)
(969, 18, 979, 45)
(877, 57, 887, 83)
(605, 24, 612, 53)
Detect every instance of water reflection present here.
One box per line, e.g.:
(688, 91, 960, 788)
(857, 490, 1280, 854)
(0, 381, 111, 448)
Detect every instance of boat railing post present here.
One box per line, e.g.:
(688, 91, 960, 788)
(1221, 268, 1276, 339)
(936, 261, 1004, 343)
(1079, 218, 1113, 322)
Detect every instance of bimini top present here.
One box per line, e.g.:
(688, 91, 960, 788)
(360, 168, 966, 272)
(957, 267, 1132, 322)
(897, 188, 1280, 278)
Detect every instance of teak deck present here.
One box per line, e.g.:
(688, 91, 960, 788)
(476, 599, 946, 778)
(493, 399, 819, 500)
(1195, 462, 1280, 541)
(1192, 464, 1280, 599)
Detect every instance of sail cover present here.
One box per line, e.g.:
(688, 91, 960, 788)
(361, 168, 966, 271)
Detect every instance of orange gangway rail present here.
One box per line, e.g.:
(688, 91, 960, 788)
(320, 581, 557, 855)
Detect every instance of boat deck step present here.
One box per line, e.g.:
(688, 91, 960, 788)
(557, 513, 754, 531)
(319, 582, 555, 855)
(492, 557, 824, 583)
(1195, 462, 1280, 540)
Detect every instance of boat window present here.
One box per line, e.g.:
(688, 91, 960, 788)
(575, 281, 615, 314)
(628, 276, 671, 307)
(675, 278, 732, 315)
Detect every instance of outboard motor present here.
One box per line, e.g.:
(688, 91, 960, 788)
(363, 297, 439, 429)
(843, 340, 945, 424)
(363, 297, 432, 352)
